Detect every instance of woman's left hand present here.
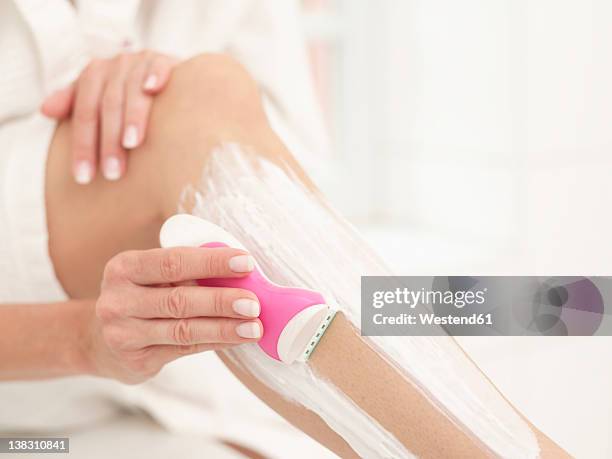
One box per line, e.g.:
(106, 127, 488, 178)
(41, 51, 178, 184)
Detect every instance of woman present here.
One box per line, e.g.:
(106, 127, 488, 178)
(1, 1, 569, 458)
(1, 1, 330, 457)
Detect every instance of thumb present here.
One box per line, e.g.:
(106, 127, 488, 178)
(41, 84, 76, 119)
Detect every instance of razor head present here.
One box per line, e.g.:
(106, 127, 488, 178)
(279, 305, 336, 363)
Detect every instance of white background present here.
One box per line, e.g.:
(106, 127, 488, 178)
(302, 1, 612, 457)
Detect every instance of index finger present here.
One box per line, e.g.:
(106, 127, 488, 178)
(113, 246, 255, 285)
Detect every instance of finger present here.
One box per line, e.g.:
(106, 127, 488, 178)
(142, 54, 179, 94)
(143, 317, 263, 346)
(72, 60, 108, 184)
(109, 247, 255, 285)
(41, 84, 76, 119)
(146, 343, 233, 367)
(100, 55, 131, 181)
(122, 54, 152, 149)
(127, 285, 260, 319)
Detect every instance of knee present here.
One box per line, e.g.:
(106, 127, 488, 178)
(164, 53, 266, 126)
(143, 54, 272, 217)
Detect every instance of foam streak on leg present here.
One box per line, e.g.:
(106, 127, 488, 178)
(181, 143, 539, 459)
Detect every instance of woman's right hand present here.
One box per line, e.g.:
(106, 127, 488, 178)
(88, 246, 262, 384)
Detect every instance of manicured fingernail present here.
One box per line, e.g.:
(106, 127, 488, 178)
(122, 125, 138, 149)
(229, 255, 255, 273)
(233, 299, 260, 318)
(143, 74, 158, 91)
(236, 322, 262, 339)
(74, 160, 93, 184)
(103, 157, 122, 181)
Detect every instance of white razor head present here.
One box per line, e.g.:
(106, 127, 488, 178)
(279, 305, 337, 363)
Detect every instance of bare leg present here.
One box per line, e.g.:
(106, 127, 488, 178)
(46, 54, 567, 458)
(47, 53, 360, 457)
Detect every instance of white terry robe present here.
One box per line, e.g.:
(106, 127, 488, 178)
(0, 0, 328, 303)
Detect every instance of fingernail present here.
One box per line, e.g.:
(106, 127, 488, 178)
(103, 157, 122, 181)
(229, 255, 255, 273)
(122, 125, 138, 149)
(143, 74, 158, 91)
(233, 299, 260, 318)
(74, 160, 93, 184)
(236, 322, 262, 339)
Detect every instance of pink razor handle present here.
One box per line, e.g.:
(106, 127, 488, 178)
(199, 242, 328, 362)
(159, 214, 335, 364)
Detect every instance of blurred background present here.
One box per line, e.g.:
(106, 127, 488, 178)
(300, 0, 612, 457)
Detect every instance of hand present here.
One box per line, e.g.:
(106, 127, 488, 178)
(88, 246, 262, 384)
(41, 51, 178, 184)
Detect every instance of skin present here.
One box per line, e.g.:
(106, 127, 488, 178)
(41, 51, 178, 183)
(89, 245, 264, 383)
(0, 53, 570, 458)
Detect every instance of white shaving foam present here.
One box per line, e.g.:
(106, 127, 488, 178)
(180, 143, 539, 459)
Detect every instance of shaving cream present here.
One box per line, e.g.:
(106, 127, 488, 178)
(179, 143, 540, 459)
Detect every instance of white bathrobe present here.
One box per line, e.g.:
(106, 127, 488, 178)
(0, 0, 328, 303)
(0, 1, 332, 457)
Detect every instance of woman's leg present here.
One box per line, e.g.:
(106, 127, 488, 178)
(46, 53, 363, 457)
(46, 54, 566, 458)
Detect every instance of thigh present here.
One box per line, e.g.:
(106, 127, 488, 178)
(46, 53, 308, 299)
(46, 54, 258, 298)
(46, 119, 163, 298)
